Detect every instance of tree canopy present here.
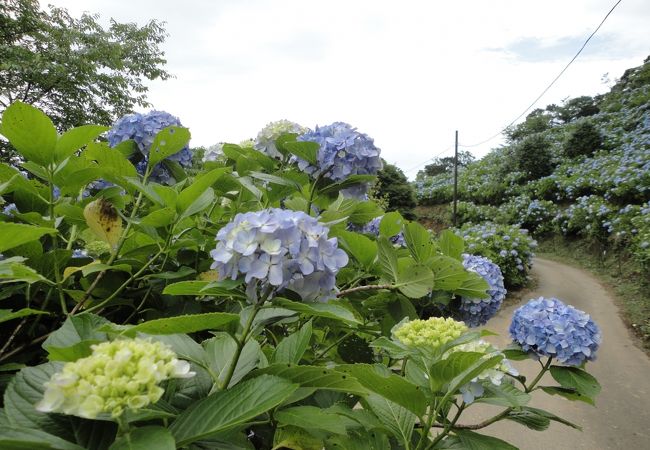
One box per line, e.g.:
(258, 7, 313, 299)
(0, 0, 171, 134)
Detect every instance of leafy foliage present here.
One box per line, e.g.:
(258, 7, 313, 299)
(0, 102, 601, 449)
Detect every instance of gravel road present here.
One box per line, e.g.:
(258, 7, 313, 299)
(460, 257, 650, 449)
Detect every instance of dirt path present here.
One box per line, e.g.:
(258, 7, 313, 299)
(461, 258, 650, 449)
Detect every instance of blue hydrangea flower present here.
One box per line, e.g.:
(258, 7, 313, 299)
(296, 122, 382, 198)
(107, 111, 192, 184)
(509, 297, 601, 366)
(203, 143, 224, 163)
(359, 216, 406, 246)
(210, 208, 349, 302)
(458, 254, 507, 327)
(2, 203, 18, 216)
(255, 120, 307, 159)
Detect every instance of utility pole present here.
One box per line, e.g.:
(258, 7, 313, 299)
(452, 130, 458, 227)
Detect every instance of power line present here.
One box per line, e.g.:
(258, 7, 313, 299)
(404, 145, 454, 173)
(459, 0, 623, 149)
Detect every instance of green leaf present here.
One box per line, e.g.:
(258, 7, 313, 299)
(428, 352, 485, 391)
(337, 364, 428, 416)
(112, 313, 240, 336)
(140, 207, 176, 227)
(0, 426, 85, 450)
(319, 175, 376, 196)
(177, 167, 229, 214)
(249, 171, 302, 190)
(429, 255, 467, 291)
(454, 271, 490, 299)
(0, 257, 52, 285)
(377, 237, 399, 282)
(439, 229, 465, 261)
(275, 406, 350, 435)
(148, 126, 191, 166)
(275, 299, 361, 325)
(169, 375, 299, 446)
(0, 308, 47, 324)
(83, 142, 138, 181)
(404, 222, 435, 263)
(254, 365, 368, 395)
(179, 187, 214, 219)
(42, 314, 109, 354)
(549, 365, 601, 398)
(55, 125, 108, 161)
(540, 386, 595, 405)
(379, 212, 404, 238)
(502, 346, 531, 361)
(364, 394, 416, 447)
(162, 280, 245, 298)
(476, 383, 531, 407)
(46, 340, 101, 362)
(1, 102, 57, 166)
(333, 230, 376, 269)
(454, 429, 518, 449)
(204, 333, 262, 388)
(505, 409, 550, 431)
(108, 426, 174, 450)
(395, 262, 434, 298)
(0, 223, 57, 253)
(3, 363, 76, 441)
(284, 141, 319, 165)
(273, 426, 323, 450)
(272, 321, 312, 364)
(515, 406, 581, 430)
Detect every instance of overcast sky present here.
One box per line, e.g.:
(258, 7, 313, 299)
(48, 0, 650, 178)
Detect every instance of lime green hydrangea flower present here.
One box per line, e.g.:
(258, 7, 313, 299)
(394, 317, 468, 348)
(36, 338, 195, 419)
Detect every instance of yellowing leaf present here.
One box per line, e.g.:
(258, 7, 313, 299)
(83, 198, 123, 248)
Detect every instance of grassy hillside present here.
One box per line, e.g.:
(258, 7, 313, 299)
(415, 56, 650, 347)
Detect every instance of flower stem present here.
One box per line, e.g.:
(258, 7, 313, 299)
(218, 303, 262, 390)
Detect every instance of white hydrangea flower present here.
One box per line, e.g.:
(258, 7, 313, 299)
(36, 338, 195, 419)
(203, 143, 224, 162)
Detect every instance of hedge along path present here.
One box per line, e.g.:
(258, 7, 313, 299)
(462, 257, 650, 449)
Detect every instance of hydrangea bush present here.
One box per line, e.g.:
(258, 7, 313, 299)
(456, 223, 537, 288)
(0, 102, 601, 449)
(457, 254, 507, 327)
(510, 297, 601, 366)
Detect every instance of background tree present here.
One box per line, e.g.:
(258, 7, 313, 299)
(0, 0, 171, 159)
(513, 134, 555, 180)
(420, 150, 475, 177)
(563, 120, 603, 158)
(372, 161, 418, 220)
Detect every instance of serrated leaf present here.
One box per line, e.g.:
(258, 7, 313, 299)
(253, 365, 368, 395)
(148, 126, 191, 166)
(284, 141, 319, 165)
(365, 394, 416, 447)
(395, 262, 434, 298)
(0, 426, 85, 450)
(108, 312, 239, 336)
(170, 375, 298, 446)
(0, 308, 48, 324)
(55, 125, 108, 161)
(275, 406, 350, 435)
(549, 365, 601, 399)
(203, 334, 262, 388)
(272, 321, 312, 364)
(275, 299, 361, 325)
(177, 167, 229, 214)
(404, 222, 435, 263)
(379, 212, 404, 238)
(454, 429, 518, 449)
(1, 102, 57, 166)
(476, 382, 531, 407)
(439, 229, 465, 260)
(337, 364, 427, 416)
(334, 230, 377, 269)
(0, 223, 57, 253)
(377, 237, 399, 282)
(108, 426, 174, 450)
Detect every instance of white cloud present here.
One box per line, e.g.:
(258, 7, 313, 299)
(46, 0, 650, 177)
